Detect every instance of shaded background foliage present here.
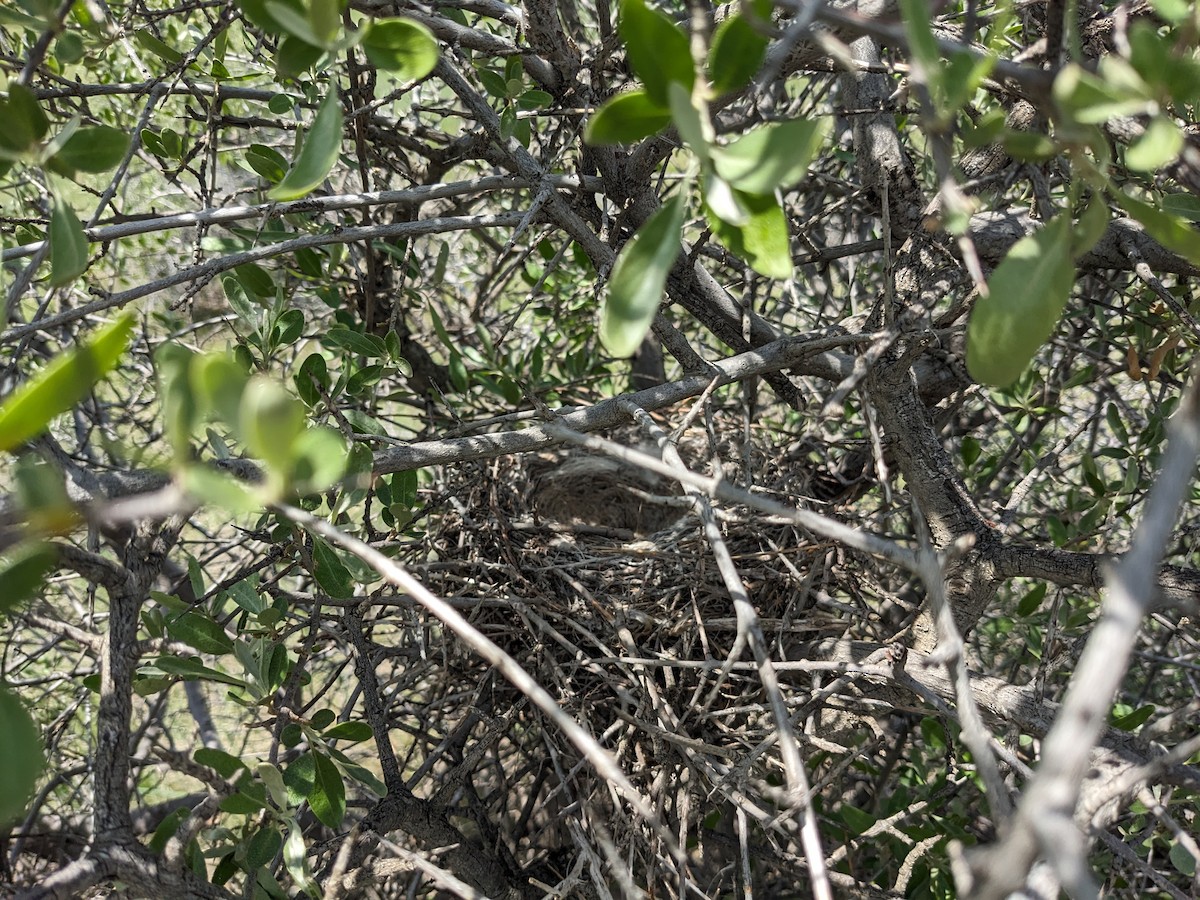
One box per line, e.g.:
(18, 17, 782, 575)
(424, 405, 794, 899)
(1, 0, 1199, 898)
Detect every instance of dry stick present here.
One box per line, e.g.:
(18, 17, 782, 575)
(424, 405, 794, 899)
(372, 836, 486, 900)
(0, 176, 600, 263)
(1120, 234, 1200, 342)
(622, 401, 834, 900)
(0, 214, 524, 345)
(910, 509, 1013, 822)
(965, 360, 1200, 900)
(271, 504, 685, 864)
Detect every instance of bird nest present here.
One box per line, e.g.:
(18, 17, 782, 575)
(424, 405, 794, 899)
(378, 415, 891, 894)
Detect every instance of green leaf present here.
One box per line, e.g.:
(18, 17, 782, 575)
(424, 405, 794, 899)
(1001, 130, 1059, 162)
(0, 687, 44, 824)
(220, 790, 267, 815)
(0, 85, 48, 154)
(246, 825, 283, 869)
(517, 89, 552, 111)
(0, 314, 132, 453)
(153, 655, 248, 687)
(252, 762, 288, 810)
(157, 343, 198, 456)
(282, 820, 314, 890)
(967, 215, 1074, 387)
(310, 536, 354, 598)
(393, 469, 417, 507)
(265, 0, 322, 45)
(324, 326, 387, 358)
(960, 435, 982, 466)
(13, 455, 75, 534)
(584, 89, 672, 145)
(48, 194, 89, 286)
(1118, 191, 1200, 267)
(322, 721, 373, 742)
(618, 0, 694, 106)
(1170, 840, 1197, 877)
(840, 804, 876, 836)
(713, 117, 829, 194)
(898, 0, 940, 75)
(275, 34, 325, 78)
(295, 352, 329, 406)
(167, 612, 235, 655)
(1161, 193, 1200, 222)
(705, 188, 792, 279)
(338, 759, 386, 796)
(134, 29, 182, 64)
(51, 127, 129, 173)
(1125, 117, 1183, 172)
(667, 81, 710, 161)
(0, 542, 57, 613)
(180, 466, 263, 514)
(1072, 197, 1109, 256)
(191, 352, 248, 427)
(235, 263, 275, 299)
(308, 751, 346, 828)
(0, 6, 49, 31)
(195, 747, 248, 778)
(239, 377, 306, 475)
(226, 578, 266, 615)
(311, 708, 336, 730)
(284, 753, 316, 806)
(1016, 583, 1047, 617)
(451, 350, 468, 393)
(708, 6, 769, 95)
(308, 0, 340, 46)
(362, 18, 438, 80)
(1110, 703, 1156, 731)
(601, 192, 686, 358)
(148, 807, 189, 854)
(268, 88, 343, 201)
(291, 427, 348, 492)
(271, 308, 305, 346)
(477, 67, 510, 99)
(1053, 61, 1154, 124)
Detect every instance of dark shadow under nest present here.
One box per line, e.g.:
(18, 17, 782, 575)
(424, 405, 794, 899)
(348, 417, 919, 898)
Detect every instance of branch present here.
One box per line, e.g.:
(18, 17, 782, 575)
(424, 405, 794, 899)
(964, 361, 1200, 899)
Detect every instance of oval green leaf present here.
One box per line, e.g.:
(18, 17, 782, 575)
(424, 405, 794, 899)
(667, 81, 711, 161)
(52, 126, 130, 173)
(362, 18, 438, 80)
(291, 427, 348, 492)
(0, 688, 44, 824)
(48, 194, 89, 286)
(0, 542, 57, 614)
(705, 188, 793, 279)
(310, 536, 354, 598)
(967, 215, 1074, 387)
(708, 7, 769, 96)
(584, 89, 671, 145)
(713, 117, 829, 195)
(247, 143, 288, 183)
(601, 192, 686, 358)
(0, 314, 133, 453)
(238, 377, 306, 474)
(322, 721, 373, 742)
(308, 751, 346, 828)
(195, 747, 248, 778)
(246, 825, 283, 869)
(167, 611, 235, 656)
(268, 88, 343, 201)
(618, 0, 694, 106)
